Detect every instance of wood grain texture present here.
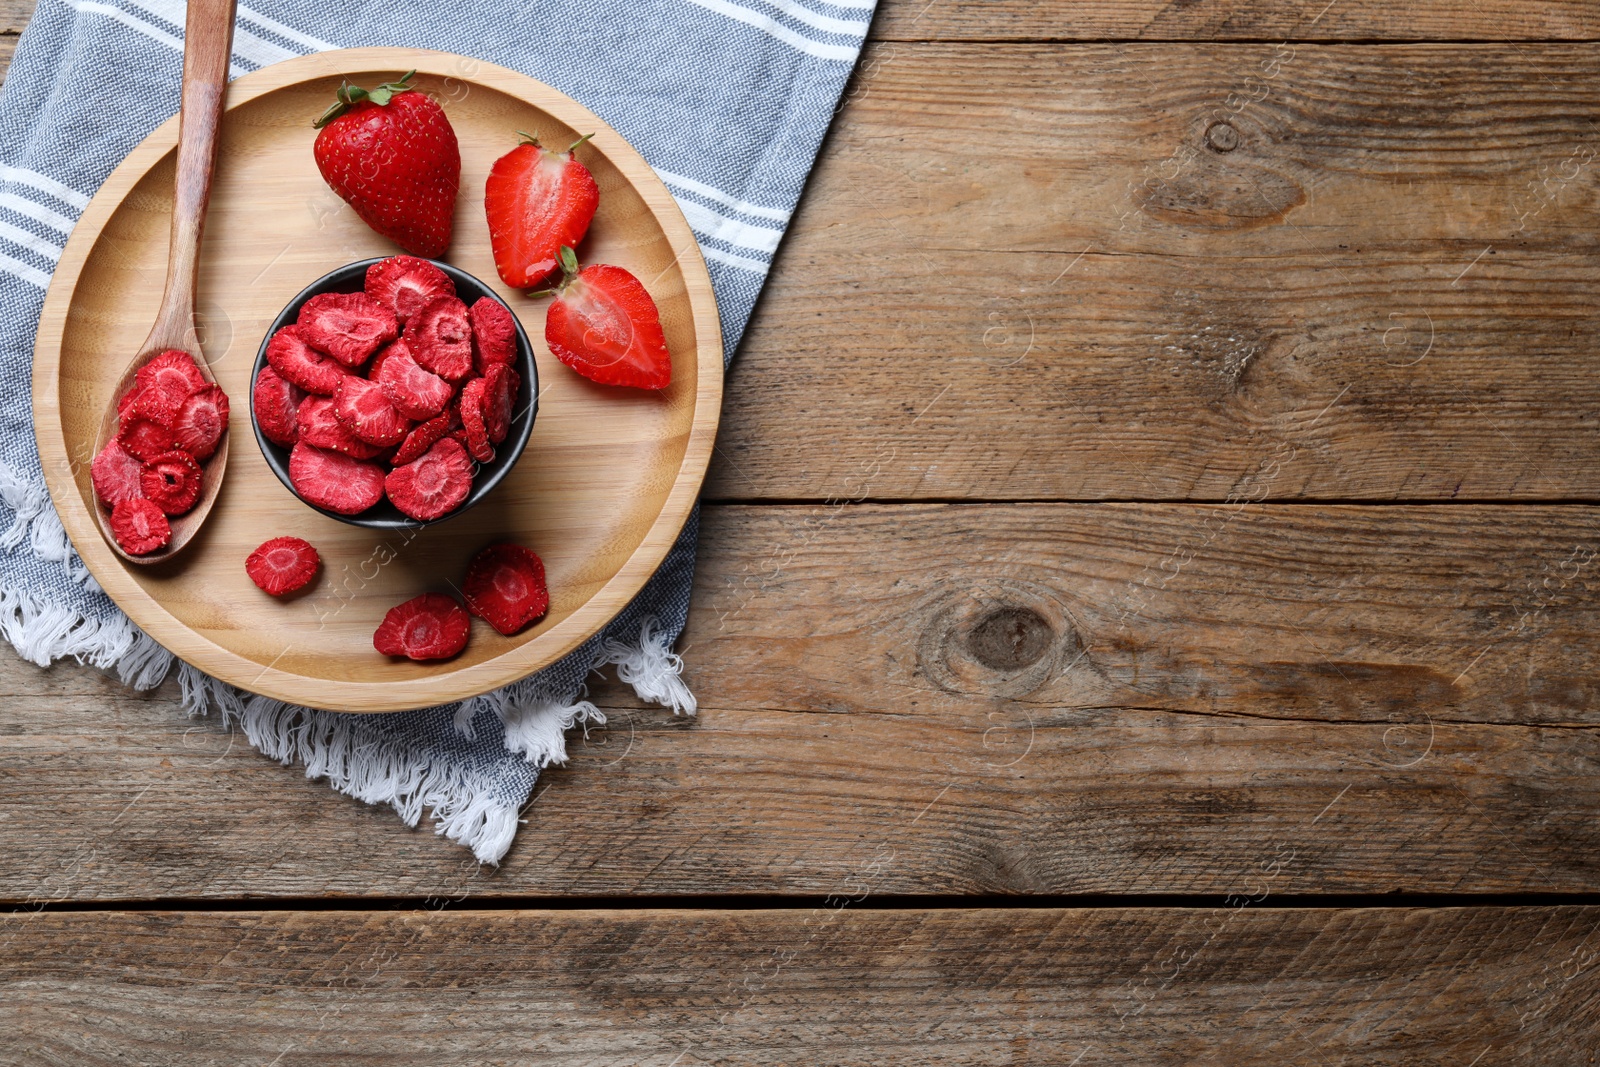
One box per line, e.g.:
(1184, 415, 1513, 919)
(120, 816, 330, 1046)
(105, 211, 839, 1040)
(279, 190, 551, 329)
(5, 503, 1600, 900)
(871, 0, 1600, 41)
(32, 48, 722, 711)
(4, 907, 1598, 1064)
(714, 43, 1600, 501)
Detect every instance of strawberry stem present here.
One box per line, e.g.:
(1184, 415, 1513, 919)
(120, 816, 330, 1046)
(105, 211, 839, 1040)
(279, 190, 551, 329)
(567, 132, 595, 153)
(527, 246, 581, 297)
(313, 70, 418, 129)
(516, 130, 541, 146)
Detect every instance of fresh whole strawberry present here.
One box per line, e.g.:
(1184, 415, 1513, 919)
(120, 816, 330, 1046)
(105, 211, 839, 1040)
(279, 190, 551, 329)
(485, 132, 599, 288)
(540, 246, 672, 389)
(313, 70, 460, 258)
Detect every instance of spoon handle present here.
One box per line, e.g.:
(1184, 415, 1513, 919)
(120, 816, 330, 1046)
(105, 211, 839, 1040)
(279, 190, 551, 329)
(148, 0, 237, 354)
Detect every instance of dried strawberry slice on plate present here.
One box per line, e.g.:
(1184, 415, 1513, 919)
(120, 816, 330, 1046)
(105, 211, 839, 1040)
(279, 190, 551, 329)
(468, 296, 517, 375)
(139, 450, 203, 515)
(118, 417, 179, 462)
(110, 498, 171, 555)
(171, 384, 228, 461)
(385, 436, 472, 521)
(405, 295, 474, 381)
(484, 132, 599, 288)
(365, 255, 455, 325)
(297, 291, 397, 368)
(91, 440, 145, 506)
(334, 376, 411, 447)
(462, 543, 549, 636)
(297, 395, 386, 459)
(288, 441, 387, 515)
(132, 350, 206, 424)
(373, 592, 470, 660)
(253, 366, 304, 447)
(246, 536, 320, 596)
(392, 407, 457, 467)
(372, 339, 453, 421)
(266, 325, 350, 396)
(457, 377, 495, 463)
(542, 248, 670, 390)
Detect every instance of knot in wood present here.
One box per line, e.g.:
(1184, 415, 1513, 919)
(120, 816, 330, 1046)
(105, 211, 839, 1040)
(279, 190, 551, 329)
(915, 579, 1080, 698)
(967, 606, 1052, 671)
(1205, 121, 1240, 152)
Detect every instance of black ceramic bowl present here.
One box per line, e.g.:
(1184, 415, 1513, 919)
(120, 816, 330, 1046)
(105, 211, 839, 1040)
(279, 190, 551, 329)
(250, 259, 537, 530)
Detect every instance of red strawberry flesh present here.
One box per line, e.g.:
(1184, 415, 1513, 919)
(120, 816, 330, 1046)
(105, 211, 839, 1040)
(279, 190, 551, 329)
(365, 255, 455, 324)
(288, 441, 386, 515)
(484, 139, 599, 288)
(334, 375, 412, 447)
(405, 295, 474, 380)
(372, 592, 470, 660)
(246, 536, 320, 596)
(110, 498, 171, 555)
(546, 263, 671, 389)
(457, 377, 495, 463)
(91, 440, 145, 506)
(266, 325, 350, 396)
(384, 436, 472, 521)
(469, 296, 518, 375)
(297, 291, 397, 368)
(462, 543, 549, 635)
(253, 366, 304, 447)
(139, 450, 203, 515)
(372, 339, 453, 420)
(296, 395, 386, 459)
(172, 384, 228, 461)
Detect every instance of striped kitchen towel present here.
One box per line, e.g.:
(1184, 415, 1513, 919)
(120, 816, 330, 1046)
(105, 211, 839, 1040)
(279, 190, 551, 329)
(0, 0, 872, 862)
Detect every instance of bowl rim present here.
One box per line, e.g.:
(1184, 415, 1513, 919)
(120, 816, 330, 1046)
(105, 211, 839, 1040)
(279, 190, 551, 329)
(249, 256, 539, 530)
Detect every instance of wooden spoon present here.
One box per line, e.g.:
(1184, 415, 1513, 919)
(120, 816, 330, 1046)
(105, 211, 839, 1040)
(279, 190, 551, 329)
(90, 0, 237, 565)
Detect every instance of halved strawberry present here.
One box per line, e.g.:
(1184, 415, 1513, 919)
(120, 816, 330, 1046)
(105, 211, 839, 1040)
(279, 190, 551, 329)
(385, 436, 472, 521)
(334, 375, 412, 447)
(139, 450, 203, 515)
(297, 291, 398, 368)
(253, 366, 304, 448)
(365, 255, 455, 325)
(372, 339, 453, 420)
(372, 592, 470, 660)
(118, 418, 180, 462)
(405, 295, 474, 380)
(246, 536, 320, 596)
(469, 296, 517, 375)
(462, 543, 549, 636)
(391, 406, 457, 467)
(172, 385, 228, 461)
(133, 350, 207, 425)
(297, 395, 386, 459)
(288, 442, 387, 515)
(457, 377, 495, 463)
(541, 248, 671, 389)
(266, 325, 350, 396)
(91, 440, 145, 506)
(485, 132, 599, 288)
(110, 498, 171, 555)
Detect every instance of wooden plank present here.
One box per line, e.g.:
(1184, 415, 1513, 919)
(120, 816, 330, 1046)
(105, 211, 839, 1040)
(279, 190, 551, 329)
(4, 503, 1600, 900)
(5, 907, 1598, 1063)
(714, 43, 1600, 501)
(872, 0, 1600, 41)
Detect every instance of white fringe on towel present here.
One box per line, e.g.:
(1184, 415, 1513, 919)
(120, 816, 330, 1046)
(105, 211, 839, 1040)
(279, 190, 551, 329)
(0, 465, 697, 865)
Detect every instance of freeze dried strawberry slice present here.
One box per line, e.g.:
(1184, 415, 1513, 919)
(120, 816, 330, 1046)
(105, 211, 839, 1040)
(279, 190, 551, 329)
(288, 442, 386, 515)
(117, 386, 144, 421)
(171, 384, 228, 461)
(458, 377, 494, 463)
(245, 536, 320, 596)
(139, 450, 204, 515)
(462, 543, 549, 635)
(118, 417, 179, 462)
(253, 366, 304, 447)
(365, 255, 455, 325)
(132, 350, 206, 424)
(392, 407, 457, 466)
(266, 325, 350, 396)
(110, 498, 171, 555)
(385, 437, 472, 521)
(297, 291, 398, 368)
(297, 395, 386, 459)
(479, 363, 518, 444)
(405, 295, 474, 381)
(372, 592, 470, 660)
(372, 339, 452, 420)
(91, 439, 145, 506)
(334, 376, 411, 447)
(469, 296, 517, 375)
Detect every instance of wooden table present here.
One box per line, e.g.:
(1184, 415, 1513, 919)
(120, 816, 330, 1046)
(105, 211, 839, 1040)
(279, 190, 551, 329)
(5, 1, 1600, 1060)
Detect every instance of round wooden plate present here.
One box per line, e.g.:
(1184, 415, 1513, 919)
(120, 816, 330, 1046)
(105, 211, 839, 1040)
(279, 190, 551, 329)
(33, 47, 722, 713)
